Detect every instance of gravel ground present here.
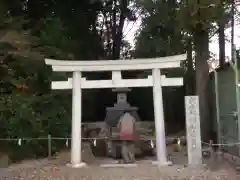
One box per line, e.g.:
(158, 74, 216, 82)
(0, 157, 239, 180)
(0, 147, 239, 180)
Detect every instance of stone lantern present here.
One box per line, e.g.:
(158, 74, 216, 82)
(105, 88, 140, 127)
(104, 88, 140, 158)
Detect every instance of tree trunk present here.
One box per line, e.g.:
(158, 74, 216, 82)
(112, 0, 117, 59)
(186, 38, 195, 95)
(218, 21, 225, 67)
(193, 29, 210, 141)
(112, 0, 128, 59)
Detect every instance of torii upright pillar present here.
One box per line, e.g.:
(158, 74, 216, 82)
(69, 71, 85, 167)
(152, 68, 168, 165)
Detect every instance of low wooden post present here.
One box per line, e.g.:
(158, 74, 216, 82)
(48, 134, 52, 158)
(209, 140, 214, 163)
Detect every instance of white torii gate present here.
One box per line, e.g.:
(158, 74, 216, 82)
(45, 54, 186, 168)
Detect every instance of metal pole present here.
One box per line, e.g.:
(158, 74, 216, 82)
(233, 46, 240, 157)
(230, 0, 240, 157)
(231, 0, 235, 62)
(214, 70, 221, 150)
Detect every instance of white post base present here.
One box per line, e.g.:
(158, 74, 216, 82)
(152, 160, 173, 166)
(66, 162, 87, 168)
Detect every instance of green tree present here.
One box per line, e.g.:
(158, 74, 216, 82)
(0, 0, 141, 161)
(134, 0, 186, 58)
(0, 0, 104, 160)
(134, 0, 236, 139)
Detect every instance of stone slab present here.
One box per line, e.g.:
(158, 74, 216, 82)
(100, 163, 137, 168)
(66, 162, 87, 168)
(152, 160, 173, 166)
(0, 153, 10, 168)
(185, 96, 202, 166)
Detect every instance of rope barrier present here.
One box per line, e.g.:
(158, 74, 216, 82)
(201, 141, 240, 147)
(0, 136, 184, 141)
(0, 136, 239, 147)
(0, 137, 108, 141)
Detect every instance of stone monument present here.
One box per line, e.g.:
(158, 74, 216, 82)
(185, 96, 202, 166)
